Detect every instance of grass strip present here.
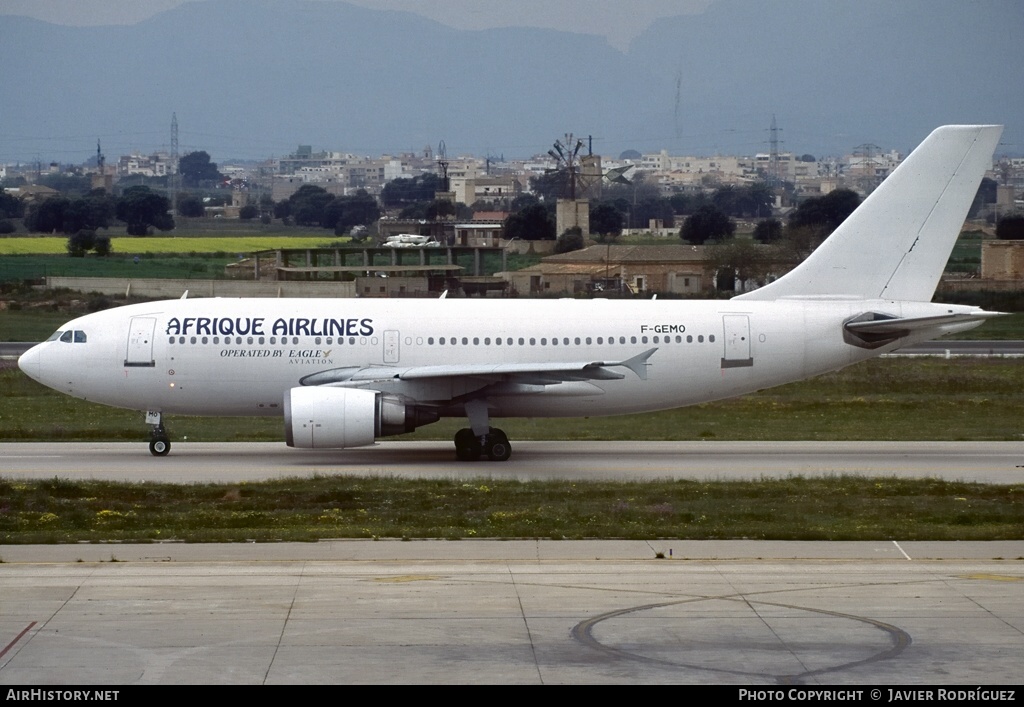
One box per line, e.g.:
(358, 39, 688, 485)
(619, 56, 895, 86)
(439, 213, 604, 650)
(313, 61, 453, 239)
(1, 475, 1020, 544)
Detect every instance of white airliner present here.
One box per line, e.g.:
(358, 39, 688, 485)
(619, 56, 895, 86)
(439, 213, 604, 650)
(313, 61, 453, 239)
(18, 125, 1003, 461)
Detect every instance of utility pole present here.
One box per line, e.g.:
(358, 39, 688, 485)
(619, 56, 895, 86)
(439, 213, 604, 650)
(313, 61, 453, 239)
(169, 112, 179, 211)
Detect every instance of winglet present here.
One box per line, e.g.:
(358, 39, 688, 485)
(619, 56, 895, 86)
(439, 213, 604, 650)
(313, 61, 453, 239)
(618, 347, 658, 380)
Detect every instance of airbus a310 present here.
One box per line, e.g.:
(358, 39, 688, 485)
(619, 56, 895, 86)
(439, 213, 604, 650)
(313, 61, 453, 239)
(18, 125, 1003, 461)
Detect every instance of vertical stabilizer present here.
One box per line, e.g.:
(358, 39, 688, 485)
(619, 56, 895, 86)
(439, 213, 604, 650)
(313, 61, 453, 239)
(736, 125, 1002, 302)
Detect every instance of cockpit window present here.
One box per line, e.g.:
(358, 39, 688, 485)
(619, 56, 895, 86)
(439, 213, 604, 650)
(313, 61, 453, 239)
(56, 330, 87, 343)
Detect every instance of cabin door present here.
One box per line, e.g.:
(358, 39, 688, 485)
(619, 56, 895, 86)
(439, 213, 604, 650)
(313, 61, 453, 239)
(125, 317, 157, 367)
(721, 314, 753, 369)
(383, 330, 400, 364)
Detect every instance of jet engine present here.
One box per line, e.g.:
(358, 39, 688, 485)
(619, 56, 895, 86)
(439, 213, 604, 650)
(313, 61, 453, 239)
(284, 386, 439, 449)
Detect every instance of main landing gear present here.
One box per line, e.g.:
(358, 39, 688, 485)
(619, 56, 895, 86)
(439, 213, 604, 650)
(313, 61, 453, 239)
(146, 411, 171, 456)
(454, 427, 511, 462)
(454, 399, 511, 461)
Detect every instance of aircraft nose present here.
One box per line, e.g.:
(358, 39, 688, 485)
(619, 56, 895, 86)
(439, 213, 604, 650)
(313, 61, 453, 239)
(18, 343, 42, 382)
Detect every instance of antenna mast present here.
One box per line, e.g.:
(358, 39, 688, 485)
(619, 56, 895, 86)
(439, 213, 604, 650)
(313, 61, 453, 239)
(169, 112, 179, 211)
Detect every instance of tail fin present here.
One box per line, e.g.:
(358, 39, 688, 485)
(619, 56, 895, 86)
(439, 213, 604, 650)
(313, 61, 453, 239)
(736, 125, 1002, 302)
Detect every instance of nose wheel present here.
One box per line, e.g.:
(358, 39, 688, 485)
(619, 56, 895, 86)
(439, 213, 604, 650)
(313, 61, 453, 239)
(147, 411, 171, 456)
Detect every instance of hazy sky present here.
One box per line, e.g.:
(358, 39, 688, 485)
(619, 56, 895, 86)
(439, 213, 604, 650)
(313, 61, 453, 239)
(0, 0, 711, 51)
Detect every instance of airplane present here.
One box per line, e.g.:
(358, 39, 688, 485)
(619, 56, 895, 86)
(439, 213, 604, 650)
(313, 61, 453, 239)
(18, 125, 1003, 462)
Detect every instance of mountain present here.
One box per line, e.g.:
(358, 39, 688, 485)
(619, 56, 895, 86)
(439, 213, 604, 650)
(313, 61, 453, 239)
(1, 0, 1020, 164)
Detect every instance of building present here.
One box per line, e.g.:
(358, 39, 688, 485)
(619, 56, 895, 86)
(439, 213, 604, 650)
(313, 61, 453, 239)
(502, 244, 712, 296)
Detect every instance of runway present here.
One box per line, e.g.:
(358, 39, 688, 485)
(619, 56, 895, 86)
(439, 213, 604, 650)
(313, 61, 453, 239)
(3, 440, 1024, 483)
(1, 541, 1022, 685)
(2, 442, 1022, 685)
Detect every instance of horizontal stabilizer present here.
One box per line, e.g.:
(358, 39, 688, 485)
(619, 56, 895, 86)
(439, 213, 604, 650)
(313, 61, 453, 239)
(845, 311, 1004, 334)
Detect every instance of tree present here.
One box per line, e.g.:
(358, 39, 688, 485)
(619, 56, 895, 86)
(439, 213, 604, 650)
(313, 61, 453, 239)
(668, 191, 709, 216)
(93, 233, 112, 256)
(554, 226, 585, 254)
(996, 214, 1024, 240)
(968, 177, 998, 219)
(287, 184, 334, 227)
(426, 198, 459, 221)
(752, 218, 783, 243)
(179, 151, 223, 188)
(116, 186, 173, 235)
(590, 203, 624, 243)
(788, 189, 860, 234)
(381, 173, 440, 208)
(177, 194, 205, 217)
(680, 204, 735, 244)
(61, 191, 115, 233)
(66, 229, 96, 257)
(239, 204, 258, 221)
(25, 197, 70, 233)
(503, 203, 555, 241)
(711, 183, 773, 218)
(510, 193, 540, 212)
(0, 190, 24, 219)
(323, 190, 381, 234)
(707, 239, 772, 292)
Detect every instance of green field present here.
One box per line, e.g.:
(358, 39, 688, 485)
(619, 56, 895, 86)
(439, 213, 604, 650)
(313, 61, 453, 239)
(0, 236, 341, 255)
(2, 475, 1019, 543)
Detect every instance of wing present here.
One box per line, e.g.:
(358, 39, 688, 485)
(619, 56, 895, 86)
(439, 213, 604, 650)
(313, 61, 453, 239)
(298, 348, 658, 400)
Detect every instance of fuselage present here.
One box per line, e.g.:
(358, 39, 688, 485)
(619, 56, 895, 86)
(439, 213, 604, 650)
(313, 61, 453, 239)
(17, 296, 981, 424)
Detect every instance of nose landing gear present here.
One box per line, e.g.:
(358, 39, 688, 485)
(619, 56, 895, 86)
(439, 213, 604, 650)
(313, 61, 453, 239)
(146, 411, 171, 456)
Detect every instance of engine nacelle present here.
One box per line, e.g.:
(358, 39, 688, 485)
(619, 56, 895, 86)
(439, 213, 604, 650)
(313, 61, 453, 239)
(284, 387, 438, 449)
